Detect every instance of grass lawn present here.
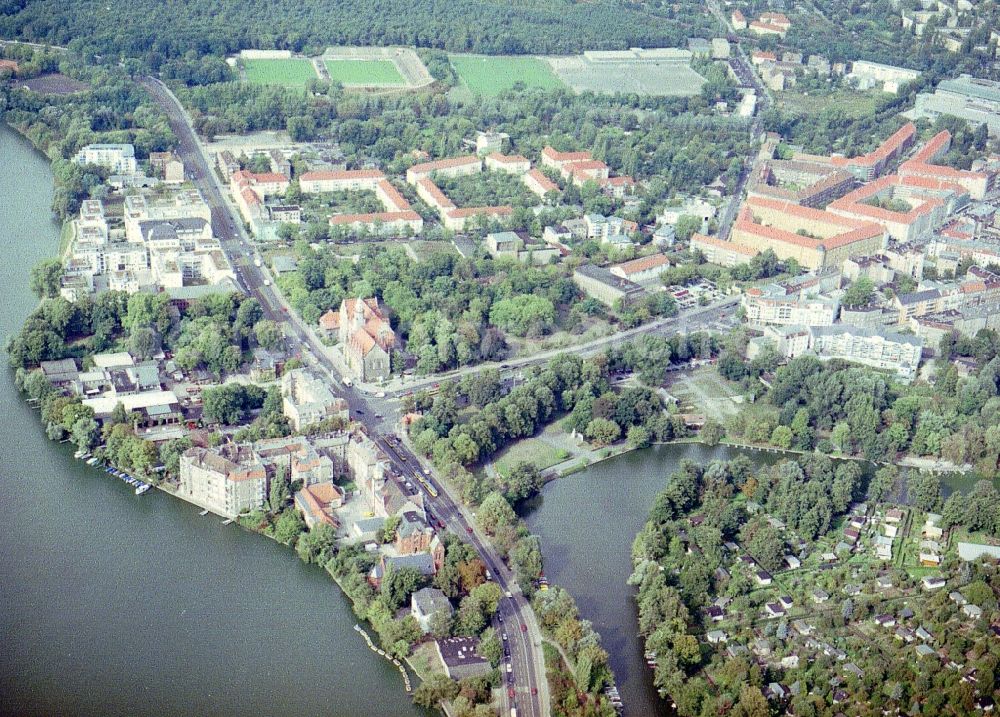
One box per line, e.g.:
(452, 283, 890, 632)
(243, 58, 318, 87)
(667, 366, 742, 423)
(449, 54, 565, 96)
(407, 641, 444, 681)
(325, 59, 405, 86)
(777, 87, 880, 118)
(494, 433, 571, 478)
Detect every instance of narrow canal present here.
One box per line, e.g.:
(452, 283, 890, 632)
(0, 125, 428, 717)
(521, 443, 781, 717)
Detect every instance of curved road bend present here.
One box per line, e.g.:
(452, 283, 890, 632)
(142, 77, 548, 717)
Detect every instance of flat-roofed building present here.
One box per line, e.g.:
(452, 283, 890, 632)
(74, 143, 138, 174)
(809, 325, 923, 381)
(911, 74, 1000, 137)
(742, 283, 840, 327)
(848, 60, 921, 94)
(573, 263, 645, 307)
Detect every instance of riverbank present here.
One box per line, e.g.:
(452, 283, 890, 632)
(0, 122, 431, 717)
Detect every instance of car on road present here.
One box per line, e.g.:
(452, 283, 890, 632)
(508, 688, 515, 699)
(466, 526, 473, 534)
(521, 623, 527, 632)
(505, 590, 513, 598)
(531, 688, 537, 696)
(506, 663, 512, 674)
(502, 632, 508, 641)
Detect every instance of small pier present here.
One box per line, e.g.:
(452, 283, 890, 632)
(354, 624, 411, 692)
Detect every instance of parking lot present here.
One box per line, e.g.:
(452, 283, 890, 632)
(666, 279, 723, 310)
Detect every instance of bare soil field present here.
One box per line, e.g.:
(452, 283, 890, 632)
(15, 73, 88, 95)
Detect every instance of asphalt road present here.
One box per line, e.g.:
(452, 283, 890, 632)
(376, 296, 741, 400)
(142, 77, 548, 717)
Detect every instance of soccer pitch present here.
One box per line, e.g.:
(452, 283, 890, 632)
(243, 58, 318, 87)
(449, 54, 566, 96)
(324, 59, 406, 86)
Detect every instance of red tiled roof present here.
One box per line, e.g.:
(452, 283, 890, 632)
(375, 179, 412, 211)
(542, 146, 592, 163)
(319, 310, 340, 330)
(447, 206, 514, 218)
(488, 152, 529, 164)
(300, 169, 384, 182)
(329, 210, 421, 224)
(248, 172, 289, 184)
(691, 233, 756, 256)
(409, 155, 480, 174)
(831, 122, 915, 169)
(416, 178, 456, 209)
(525, 169, 558, 193)
(614, 253, 670, 275)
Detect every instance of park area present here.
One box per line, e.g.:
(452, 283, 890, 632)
(243, 58, 318, 87)
(324, 59, 405, 86)
(492, 423, 573, 478)
(449, 54, 566, 96)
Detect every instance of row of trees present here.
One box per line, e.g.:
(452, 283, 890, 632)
(0, 0, 718, 66)
(7, 288, 279, 381)
(1, 52, 175, 218)
(282, 244, 581, 373)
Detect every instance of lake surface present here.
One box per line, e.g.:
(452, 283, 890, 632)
(0, 125, 427, 717)
(522, 443, 781, 717)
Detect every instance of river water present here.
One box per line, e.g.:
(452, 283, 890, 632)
(522, 443, 782, 717)
(0, 125, 427, 717)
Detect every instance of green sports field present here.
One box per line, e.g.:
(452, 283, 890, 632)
(324, 59, 405, 85)
(243, 58, 318, 87)
(449, 54, 565, 96)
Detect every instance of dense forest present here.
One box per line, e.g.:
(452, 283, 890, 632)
(0, 0, 717, 60)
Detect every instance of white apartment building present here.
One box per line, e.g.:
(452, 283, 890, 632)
(74, 143, 138, 174)
(810, 325, 923, 381)
(742, 284, 840, 327)
(179, 445, 267, 517)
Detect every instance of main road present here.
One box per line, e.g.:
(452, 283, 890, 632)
(142, 77, 548, 717)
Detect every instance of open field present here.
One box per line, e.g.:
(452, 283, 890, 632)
(321, 47, 433, 90)
(449, 54, 566, 96)
(14, 73, 88, 95)
(549, 55, 705, 96)
(243, 58, 318, 86)
(495, 438, 569, 478)
(666, 366, 742, 422)
(324, 59, 405, 86)
(777, 87, 880, 118)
